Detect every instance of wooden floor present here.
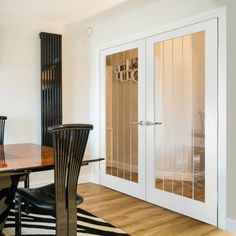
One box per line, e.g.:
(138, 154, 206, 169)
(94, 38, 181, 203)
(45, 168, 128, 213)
(78, 183, 235, 236)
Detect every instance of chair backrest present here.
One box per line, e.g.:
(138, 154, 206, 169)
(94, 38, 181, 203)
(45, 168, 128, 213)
(48, 124, 93, 236)
(0, 116, 7, 145)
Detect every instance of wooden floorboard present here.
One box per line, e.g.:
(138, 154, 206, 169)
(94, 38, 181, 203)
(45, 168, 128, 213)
(78, 183, 235, 236)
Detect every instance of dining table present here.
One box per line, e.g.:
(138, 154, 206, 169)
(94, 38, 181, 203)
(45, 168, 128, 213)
(0, 143, 103, 234)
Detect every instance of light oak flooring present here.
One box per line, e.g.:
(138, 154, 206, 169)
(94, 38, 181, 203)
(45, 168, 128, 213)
(78, 183, 235, 236)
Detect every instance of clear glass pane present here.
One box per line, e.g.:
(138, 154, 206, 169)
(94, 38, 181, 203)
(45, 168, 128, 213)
(154, 32, 205, 202)
(106, 48, 139, 183)
(155, 41, 164, 190)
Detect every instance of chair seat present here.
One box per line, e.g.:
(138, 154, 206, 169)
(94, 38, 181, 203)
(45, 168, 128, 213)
(17, 183, 83, 212)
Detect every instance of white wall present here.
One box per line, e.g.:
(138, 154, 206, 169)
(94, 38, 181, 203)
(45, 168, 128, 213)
(0, 18, 95, 185)
(63, 27, 92, 129)
(0, 18, 63, 144)
(0, 19, 92, 184)
(226, 0, 236, 224)
(62, 25, 94, 182)
(62, 22, 109, 183)
(90, 0, 225, 45)
(0, 18, 64, 186)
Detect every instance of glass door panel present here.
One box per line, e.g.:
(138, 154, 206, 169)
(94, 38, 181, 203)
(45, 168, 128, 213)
(100, 40, 146, 200)
(146, 18, 218, 225)
(154, 32, 205, 202)
(106, 49, 139, 183)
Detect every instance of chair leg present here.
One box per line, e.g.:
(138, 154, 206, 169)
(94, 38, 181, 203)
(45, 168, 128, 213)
(24, 174, 29, 189)
(24, 174, 29, 214)
(15, 193, 22, 236)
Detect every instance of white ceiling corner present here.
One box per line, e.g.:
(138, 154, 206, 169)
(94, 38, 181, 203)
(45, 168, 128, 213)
(0, 0, 129, 25)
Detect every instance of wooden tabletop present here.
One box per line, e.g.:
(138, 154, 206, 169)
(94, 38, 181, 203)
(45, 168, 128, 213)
(0, 143, 103, 175)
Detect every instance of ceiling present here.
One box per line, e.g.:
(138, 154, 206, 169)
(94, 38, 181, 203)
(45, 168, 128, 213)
(0, 0, 158, 26)
(0, 0, 129, 25)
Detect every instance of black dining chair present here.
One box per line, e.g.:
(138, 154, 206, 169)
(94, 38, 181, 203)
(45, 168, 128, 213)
(0, 116, 7, 145)
(0, 116, 24, 234)
(15, 124, 93, 236)
(0, 116, 30, 197)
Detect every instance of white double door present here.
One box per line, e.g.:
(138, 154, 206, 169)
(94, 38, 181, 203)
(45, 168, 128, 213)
(100, 18, 218, 225)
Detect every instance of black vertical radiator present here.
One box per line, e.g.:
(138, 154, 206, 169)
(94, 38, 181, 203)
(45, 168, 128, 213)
(40, 32, 62, 146)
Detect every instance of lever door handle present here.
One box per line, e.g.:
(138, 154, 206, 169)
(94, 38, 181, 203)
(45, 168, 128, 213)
(131, 121, 145, 126)
(145, 121, 162, 126)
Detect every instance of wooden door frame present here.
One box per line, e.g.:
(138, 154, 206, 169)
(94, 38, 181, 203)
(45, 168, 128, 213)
(96, 7, 226, 228)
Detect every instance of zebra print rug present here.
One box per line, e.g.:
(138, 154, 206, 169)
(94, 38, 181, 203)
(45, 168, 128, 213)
(3, 205, 129, 236)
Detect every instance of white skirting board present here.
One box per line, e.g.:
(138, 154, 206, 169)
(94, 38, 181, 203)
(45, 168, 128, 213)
(18, 166, 92, 188)
(226, 218, 236, 233)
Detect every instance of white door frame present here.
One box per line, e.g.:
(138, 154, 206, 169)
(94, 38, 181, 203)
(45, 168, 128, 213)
(97, 7, 226, 228)
(146, 18, 218, 226)
(99, 40, 146, 200)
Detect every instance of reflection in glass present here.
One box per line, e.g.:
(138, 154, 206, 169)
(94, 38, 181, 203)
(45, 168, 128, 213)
(106, 49, 139, 183)
(154, 32, 205, 202)
(0, 146, 7, 168)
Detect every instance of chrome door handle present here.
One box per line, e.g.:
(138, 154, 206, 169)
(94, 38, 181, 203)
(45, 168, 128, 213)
(131, 121, 145, 126)
(145, 121, 162, 126)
